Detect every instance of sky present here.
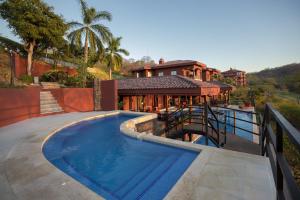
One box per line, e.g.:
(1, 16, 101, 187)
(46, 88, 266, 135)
(1, 0, 300, 72)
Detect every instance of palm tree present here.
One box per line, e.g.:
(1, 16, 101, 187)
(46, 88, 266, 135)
(67, 0, 112, 64)
(104, 37, 129, 79)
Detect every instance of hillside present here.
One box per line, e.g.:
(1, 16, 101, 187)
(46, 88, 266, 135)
(248, 63, 300, 94)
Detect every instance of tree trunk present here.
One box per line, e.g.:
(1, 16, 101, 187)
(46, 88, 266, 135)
(27, 42, 35, 76)
(84, 29, 89, 63)
(109, 67, 112, 80)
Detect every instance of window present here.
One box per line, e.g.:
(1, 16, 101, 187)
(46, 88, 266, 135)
(136, 72, 139, 78)
(147, 71, 152, 77)
(158, 72, 164, 76)
(171, 71, 177, 75)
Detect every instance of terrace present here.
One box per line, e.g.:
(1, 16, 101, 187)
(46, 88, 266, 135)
(0, 78, 299, 200)
(0, 111, 275, 200)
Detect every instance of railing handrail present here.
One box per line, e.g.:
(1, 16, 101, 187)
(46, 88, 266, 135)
(266, 103, 300, 150)
(262, 103, 300, 200)
(214, 105, 258, 115)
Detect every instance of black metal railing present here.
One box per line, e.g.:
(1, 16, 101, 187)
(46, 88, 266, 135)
(261, 103, 300, 200)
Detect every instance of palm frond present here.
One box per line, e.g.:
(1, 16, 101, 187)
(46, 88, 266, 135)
(118, 48, 129, 56)
(91, 24, 112, 43)
(67, 28, 84, 48)
(88, 29, 96, 52)
(93, 11, 112, 22)
(112, 53, 123, 71)
(68, 21, 84, 29)
(79, 0, 88, 21)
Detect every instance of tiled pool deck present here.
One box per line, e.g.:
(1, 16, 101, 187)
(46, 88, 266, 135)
(0, 111, 275, 200)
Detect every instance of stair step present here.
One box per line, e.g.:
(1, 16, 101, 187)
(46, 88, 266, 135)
(40, 96, 56, 100)
(139, 153, 197, 200)
(40, 99, 57, 104)
(41, 82, 61, 89)
(39, 90, 64, 114)
(41, 107, 63, 113)
(122, 155, 178, 200)
(114, 157, 165, 198)
(40, 104, 61, 109)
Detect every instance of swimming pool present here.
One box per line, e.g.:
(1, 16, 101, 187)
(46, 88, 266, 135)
(195, 136, 217, 147)
(221, 110, 254, 141)
(43, 114, 198, 200)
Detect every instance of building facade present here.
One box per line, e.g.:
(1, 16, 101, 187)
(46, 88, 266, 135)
(221, 68, 247, 86)
(114, 59, 232, 112)
(131, 58, 221, 82)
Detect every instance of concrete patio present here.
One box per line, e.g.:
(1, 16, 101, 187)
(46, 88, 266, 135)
(0, 112, 276, 200)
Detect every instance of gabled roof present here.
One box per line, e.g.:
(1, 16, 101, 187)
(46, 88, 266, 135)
(131, 60, 207, 72)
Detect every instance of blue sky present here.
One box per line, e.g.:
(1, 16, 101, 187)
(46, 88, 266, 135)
(1, 0, 300, 72)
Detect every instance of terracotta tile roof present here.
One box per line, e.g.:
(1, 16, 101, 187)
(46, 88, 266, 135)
(131, 60, 207, 72)
(208, 81, 233, 89)
(222, 68, 245, 74)
(118, 75, 219, 90)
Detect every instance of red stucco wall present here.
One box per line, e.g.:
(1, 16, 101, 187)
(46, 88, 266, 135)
(46, 88, 94, 112)
(63, 88, 94, 112)
(0, 87, 40, 127)
(13, 53, 77, 78)
(0, 87, 94, 127)
(100, 80, 118, 111)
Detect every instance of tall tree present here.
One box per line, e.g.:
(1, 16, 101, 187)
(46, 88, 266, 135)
(0, 0, 67, 75)
(67, 0, 112, 64)
(104, 37, 129, 79)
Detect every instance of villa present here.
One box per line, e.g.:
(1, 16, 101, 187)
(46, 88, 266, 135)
(0, 55, 299, 200)
(222, 68, 247, 86)
(122, 59, 231, 112)
(1, 56, 299, 200)
(0, 0, 299, 198)
(131, 58, 221, 81)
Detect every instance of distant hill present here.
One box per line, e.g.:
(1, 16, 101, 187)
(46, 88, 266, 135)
(248, 63, 300, 94)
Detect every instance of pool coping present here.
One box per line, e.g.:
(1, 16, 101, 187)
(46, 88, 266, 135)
(0, 111, 276, 200)
(120, 112, 276, 200)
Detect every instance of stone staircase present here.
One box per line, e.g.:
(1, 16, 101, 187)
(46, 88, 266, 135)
(40, 91, 64, 114)
(41, 82, 61, 89)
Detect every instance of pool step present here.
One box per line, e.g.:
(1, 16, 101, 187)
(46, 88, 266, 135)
(121, 155, 179, 200)
(114, 156, 165, 198)
(40, 91, 64, 114)
(139, 153, 197, 199)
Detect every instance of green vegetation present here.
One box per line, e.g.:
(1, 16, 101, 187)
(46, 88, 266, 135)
(0, 0, 130, 87)
(19, 74, 33, 84)
(39, 69, 95, 88)
(230, 64, 300, 186)
(104, 37, 129, 79)
(0, 0, 67, 75)
(67, 0, 112, 64)
(245, 64, 300, 129)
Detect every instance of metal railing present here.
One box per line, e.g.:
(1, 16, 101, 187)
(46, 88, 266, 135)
(261, 103, 300, 200)
(213, 106, 260, 137)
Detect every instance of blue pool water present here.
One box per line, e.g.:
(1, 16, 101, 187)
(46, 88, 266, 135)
(222, 110, 253, 141)
(191, 108, 254, 142)
(43, 114, 198, 200)
(195, 136, 217, 147)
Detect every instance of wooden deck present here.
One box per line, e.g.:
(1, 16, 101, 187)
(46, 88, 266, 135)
(181, 123, 260, 155)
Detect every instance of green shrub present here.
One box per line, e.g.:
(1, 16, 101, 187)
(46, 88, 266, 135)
(19, 74, 33, 84)
(65, 75, 81, 87)
(40, 70, 68, 84)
